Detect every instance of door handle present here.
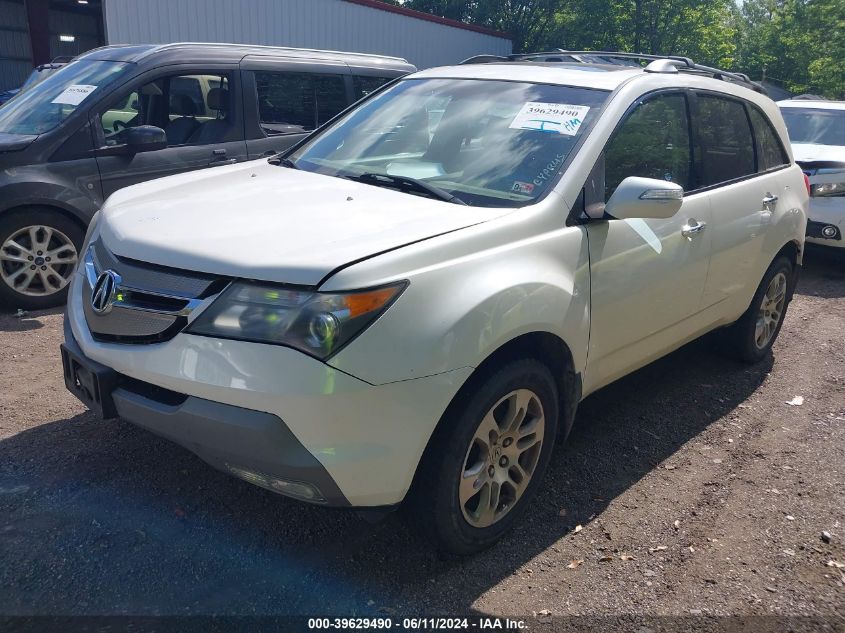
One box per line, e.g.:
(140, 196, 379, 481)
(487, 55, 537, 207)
(210, 149, 237, 165)
(262, 150, 278, 157)
(762, 193, 779, 205)
(681, 220, 707, 238)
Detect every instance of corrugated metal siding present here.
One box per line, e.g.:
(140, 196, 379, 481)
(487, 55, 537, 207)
(49, 9, 101, 59)
(103, 0, 511, 69)
(0, 0, 32, 91)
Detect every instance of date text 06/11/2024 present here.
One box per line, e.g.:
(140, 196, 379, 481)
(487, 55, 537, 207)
(306, 617, 528, 630)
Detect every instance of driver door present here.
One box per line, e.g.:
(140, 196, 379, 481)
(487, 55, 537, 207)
(584, 91, 713, 392)
(92, 68, 248, 198)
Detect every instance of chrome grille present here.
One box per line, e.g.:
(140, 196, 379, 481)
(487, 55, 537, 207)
(83, 239, 227, 344)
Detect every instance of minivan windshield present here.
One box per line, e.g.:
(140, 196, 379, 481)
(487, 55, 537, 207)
(287, 78, 608, 207)
(0, 59, 130, 136)
(780, 107, 845, 146)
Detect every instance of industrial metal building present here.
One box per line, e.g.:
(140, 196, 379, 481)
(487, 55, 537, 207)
(0, 0, 512, 91)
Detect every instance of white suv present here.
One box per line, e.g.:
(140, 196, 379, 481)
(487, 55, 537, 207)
(62, 54, 807, 555)
(778, 99, 845, 249)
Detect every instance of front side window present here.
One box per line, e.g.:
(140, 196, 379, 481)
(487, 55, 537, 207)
(695, 95, 755, 186)
(287, 78, 608, 208)
(99, 73, 233, 147)
(749, 107, 789, 171)
(780, 107, 845, 146)
(255, 71, 347, 136)
(0, 59, 130, 135)
(604, 92, 691, 200)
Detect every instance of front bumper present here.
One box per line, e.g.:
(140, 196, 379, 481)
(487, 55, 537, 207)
(806, 193, 844, 248)
(62, 319, 350, 505)
(64, 271, 471, 507)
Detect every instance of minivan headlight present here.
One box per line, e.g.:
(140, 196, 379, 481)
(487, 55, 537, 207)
(187, 281, 406, 359)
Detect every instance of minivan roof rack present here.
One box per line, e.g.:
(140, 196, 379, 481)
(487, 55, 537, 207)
(460, 49, 765, 94)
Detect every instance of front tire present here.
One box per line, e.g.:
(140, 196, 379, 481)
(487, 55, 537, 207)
(409, 359, 559, 556)
(725, 255, 794, 363)
(0, 209, 83, 311)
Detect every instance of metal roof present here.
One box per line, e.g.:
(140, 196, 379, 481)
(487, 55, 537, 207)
(78, 42, 415, 70)
(778, 99, 845, 110)
(411, 62, 643, 91)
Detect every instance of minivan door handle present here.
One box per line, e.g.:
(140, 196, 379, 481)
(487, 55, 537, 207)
(681, 220, 707, 238)
(210, 148, 236, 165)
(762, 193, 779, 205)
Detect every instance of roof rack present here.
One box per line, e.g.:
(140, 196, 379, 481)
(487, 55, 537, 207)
(460, 49, 765, 94)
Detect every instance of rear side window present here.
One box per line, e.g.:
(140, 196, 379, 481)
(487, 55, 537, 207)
(749, 107, 789, 171)
(352, 75, 391, 100)
(695, 95, 755, 186)
(315, 75, 348, 126)
(255, 71, 347, 136)
(604, 92, 692, 200)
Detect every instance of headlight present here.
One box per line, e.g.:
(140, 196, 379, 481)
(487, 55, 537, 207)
(187, 280, 406, 359)
(811, 182, 845, 197)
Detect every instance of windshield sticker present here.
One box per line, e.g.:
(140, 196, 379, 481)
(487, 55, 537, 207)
(51, 84, 98, 106)
(509, 102, 590, 135)
(511, 181, 535, 195)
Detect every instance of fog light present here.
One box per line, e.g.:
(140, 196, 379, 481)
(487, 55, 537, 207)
(226, 463, 325, 502)
(822, 225, 838, 238)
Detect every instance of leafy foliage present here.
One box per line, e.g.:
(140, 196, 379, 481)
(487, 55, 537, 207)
(394, 0, 844, 99)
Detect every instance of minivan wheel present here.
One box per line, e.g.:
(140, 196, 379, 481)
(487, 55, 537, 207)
(409, 359, 559, 556)
(725, 255, 793, 363)
(0, 209, 83, 311)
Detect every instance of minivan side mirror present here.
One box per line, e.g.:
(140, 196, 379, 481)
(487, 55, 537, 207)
(125, 125, 167, 153)
(604, 176, 683, 220)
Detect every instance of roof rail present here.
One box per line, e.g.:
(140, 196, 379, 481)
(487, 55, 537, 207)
(460, 49, 765, 94)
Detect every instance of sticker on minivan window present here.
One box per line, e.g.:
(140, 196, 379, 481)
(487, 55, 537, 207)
(51, 84, 98, 106)
(509, 102, 590, 136)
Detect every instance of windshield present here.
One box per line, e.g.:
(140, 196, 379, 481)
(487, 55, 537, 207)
(20, 66, 60, 91)
(287, 78, 608, 207)
(0, 59, 130, 136)
(780, 107, 845, 146)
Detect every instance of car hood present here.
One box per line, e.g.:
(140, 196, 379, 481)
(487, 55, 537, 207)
(99, 160, 510, 286)
(0, 131, 36, 152)
(790, 143, 845, 165)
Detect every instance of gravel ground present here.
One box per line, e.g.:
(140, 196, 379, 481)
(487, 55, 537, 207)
(0, 249, 843, 628)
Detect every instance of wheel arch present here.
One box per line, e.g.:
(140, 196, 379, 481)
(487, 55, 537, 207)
(776, 239, 801, 267)
(0, 201, 90, 233)
(406, 330, 581, 502)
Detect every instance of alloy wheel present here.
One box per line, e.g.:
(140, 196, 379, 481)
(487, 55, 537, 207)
(459, 388, 545, 528)
(0, 225, 79, 297)
(754, 271, 787, 350)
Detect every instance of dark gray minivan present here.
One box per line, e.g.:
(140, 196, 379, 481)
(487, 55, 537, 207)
(0, 43, 415, 309)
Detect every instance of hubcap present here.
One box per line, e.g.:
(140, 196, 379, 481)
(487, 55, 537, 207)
(459, 388, 545, 528)
(754, 272, 787, 350)
(0, 225, 78, 297)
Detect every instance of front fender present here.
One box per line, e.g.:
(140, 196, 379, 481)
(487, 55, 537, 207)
(0, 162, 101, 224)
(327, 223, 591, 386)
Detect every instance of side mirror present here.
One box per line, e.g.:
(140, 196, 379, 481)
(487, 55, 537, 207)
(605, 176, 683, 220)
(125, 125, 167, 153)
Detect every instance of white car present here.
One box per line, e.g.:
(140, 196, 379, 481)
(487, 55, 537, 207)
(778, 99, 845, 249)
(62, 54, 808, 554)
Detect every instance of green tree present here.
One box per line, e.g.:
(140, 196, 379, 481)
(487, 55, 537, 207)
(396, 0, 844, 98)
(734, 0, 845, 98)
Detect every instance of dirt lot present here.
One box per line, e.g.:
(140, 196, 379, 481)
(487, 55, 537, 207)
(0, 249, 843, 628)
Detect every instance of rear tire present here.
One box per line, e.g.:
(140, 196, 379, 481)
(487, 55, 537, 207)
(724, 256, 794, 363)
(0, 209, 83, 311)
(408, 359, 559, 556)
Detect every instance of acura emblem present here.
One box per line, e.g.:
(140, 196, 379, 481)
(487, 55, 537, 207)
(91, 270, 121, 314)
